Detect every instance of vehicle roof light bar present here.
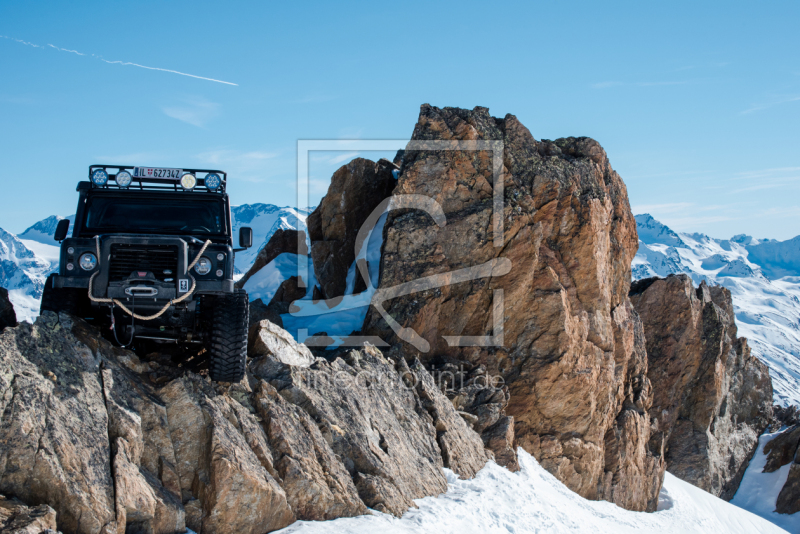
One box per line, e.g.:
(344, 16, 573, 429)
(86, 164, 228, 193)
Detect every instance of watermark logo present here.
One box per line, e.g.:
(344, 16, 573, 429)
(293, 140, 508, 351)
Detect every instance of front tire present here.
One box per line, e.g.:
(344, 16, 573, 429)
(208, 289, 249, 383)
(40, 274, 88, 317)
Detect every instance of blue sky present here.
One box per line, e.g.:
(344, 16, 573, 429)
(1, 1, 799, 239)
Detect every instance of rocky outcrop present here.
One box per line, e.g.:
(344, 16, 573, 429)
(363, 105, 663, 511)
(0, 313, 117, 534)
(249, 319, 314, 367)
(0, 312, 489, 533)
(629, 274, 773, 499)
(237, 229, 308, 289)
(764, 425, 800, 473)
(762, 424, 800, 514)
(307, 158, 396, 300)
(0, 288, 15, 331)
(433, 361, 519, 471)
(0, 496, 57, 534)
(770, 405, 800, 431)
(251, 344, 488, 516)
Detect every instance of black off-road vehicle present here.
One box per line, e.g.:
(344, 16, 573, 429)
(41, 165, 253, 382)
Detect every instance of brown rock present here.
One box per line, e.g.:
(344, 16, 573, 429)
(0, 289, 15, 332)
(237, 229, 308, 289)
(248, 320, 314, 367)
(0, 312, 116, 534)
(160, 376, 295, 534)
(763, 424, 800, 514)
(254, 380, 367, 520)
(769, 405, 800, 432)
(248, 298, 287, 330)
(445, 362, 518, 470)
(776, 463, 800, 514)
(307, 158, 397, 299)
(363, 105, 661, 511)
(402, 358, 489, 478)
(271, 276, 307, 304)
(0, 495, 57, 534)
(763, 425, 800, 473)
(630, 274, 773, 500)
(482, 416, 519, 472)
(254, 345, 487, 516)
(100, 360, 186, 534)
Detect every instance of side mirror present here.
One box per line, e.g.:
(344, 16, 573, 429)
(239, 227, 253, 248)
(54, 219, 70, 241)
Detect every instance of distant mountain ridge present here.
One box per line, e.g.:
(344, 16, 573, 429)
(633, 213, 800, 407)
(20, 214, 75, 245)
(0, 226, 55, 321)
(230, 203, 311, 275)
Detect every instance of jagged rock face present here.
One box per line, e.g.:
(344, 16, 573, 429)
(438, 362, 519, 471)
(763, 425, 800, 473)
(363, 104, 661, 511)
(629, 274, 773, 500)
(0, 313, 489, 532)
(158, 377, 295, 534)
(771, 405, 800, 431)
(0, 313, 117, 534)
(252, 345, 488, 516)
(0, 496, 57, 534)
(0, 288, 16, 331)
(307, 158, 396, 299)
(777, 463, 800, 515)
(763, 425, 800, 514)
(252, 380, 367, 520)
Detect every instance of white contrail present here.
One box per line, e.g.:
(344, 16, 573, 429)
(97, 59, 238, 85)
(1, 35, 238, 86)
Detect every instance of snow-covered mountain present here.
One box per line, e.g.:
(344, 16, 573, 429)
(230, 204, 311, 275)
(633, 214, 800, 407)
(0, 226, 56, 322)
(20, 214, 75, 245)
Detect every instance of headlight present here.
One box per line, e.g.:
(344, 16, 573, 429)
(194, 257, 212, 275)
(91, 169, 108, 186)
(205, 173, 221, 191)
(180, 173, 197, 190)
(79, 253, 97, 271)
(116, 171, 132, 188)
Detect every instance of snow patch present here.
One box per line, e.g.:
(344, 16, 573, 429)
(277, 449, 787, 534)
(731, 430, 800, 534)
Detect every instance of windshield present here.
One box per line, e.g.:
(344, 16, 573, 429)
(84, 195, 227, 235)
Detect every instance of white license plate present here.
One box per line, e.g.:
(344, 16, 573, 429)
(133, 167, 184, 179)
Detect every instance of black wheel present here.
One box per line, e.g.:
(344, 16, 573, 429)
(40, 274, 88, 317)
(208, 289, 249, 383)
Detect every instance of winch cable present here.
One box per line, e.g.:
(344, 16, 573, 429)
(110, 299, 136, 348)
(88, 236, 211, 321)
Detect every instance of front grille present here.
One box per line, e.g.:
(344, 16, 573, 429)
(109, 244, 179, 282)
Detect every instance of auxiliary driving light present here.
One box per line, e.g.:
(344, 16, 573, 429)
(194, 257, 212, 275)
(205, 173, 221, 191)
(79, 252, 97, 271)
(116, 171, 132, 188)
(180, 173, 197, 190)
(91, 169, 109, 186)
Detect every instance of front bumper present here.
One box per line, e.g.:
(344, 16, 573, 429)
(55, 234, 236, 299)
(54, 275, 234, 294)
